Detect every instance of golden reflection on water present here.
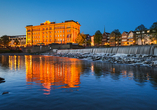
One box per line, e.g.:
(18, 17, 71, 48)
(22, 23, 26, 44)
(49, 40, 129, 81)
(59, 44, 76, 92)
(25, 55, 81, 95)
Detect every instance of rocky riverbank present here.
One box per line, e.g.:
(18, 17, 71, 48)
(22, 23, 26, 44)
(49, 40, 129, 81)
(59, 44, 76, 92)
(53, 52, 157, 67)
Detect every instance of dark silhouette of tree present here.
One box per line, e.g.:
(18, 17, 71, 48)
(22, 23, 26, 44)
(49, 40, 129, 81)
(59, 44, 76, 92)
(150, 22, 157, 30)
(0, 35, 10, 47)
(113, 29, 121, 35)
(94, 30, 102, 46)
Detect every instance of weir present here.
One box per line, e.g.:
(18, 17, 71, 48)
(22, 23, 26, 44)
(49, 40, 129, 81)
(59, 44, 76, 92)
(57, 45, 157, 55)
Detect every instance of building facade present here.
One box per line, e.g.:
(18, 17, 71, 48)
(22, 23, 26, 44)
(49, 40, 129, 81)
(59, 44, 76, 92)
(135, 29, 157, 45)
(110, 32, 121, 47)
(9, 35, 26, 47)
(127, 31, 135, 46)
(121, 31, 128, 46)
(102, 32, 110, 46)
(25, 20, 81, 46)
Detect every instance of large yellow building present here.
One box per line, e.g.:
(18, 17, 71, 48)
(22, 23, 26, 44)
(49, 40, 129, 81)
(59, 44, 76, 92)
(25, 20, 81, 46)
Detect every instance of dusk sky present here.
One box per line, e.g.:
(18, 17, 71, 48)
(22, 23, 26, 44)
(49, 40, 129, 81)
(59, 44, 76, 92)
(0, 0, 157, 37)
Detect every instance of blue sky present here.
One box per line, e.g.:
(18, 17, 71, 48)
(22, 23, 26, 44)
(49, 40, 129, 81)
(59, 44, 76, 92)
(0, 0, 157, 37)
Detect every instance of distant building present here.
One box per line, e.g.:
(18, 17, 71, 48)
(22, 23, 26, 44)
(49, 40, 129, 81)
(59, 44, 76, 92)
(109, 32, 121, 47)
(135, 29, 157, 45)
(127, 31, 136, 46)
(91, 35, 94, 46)
(102, 32, 110, 46)
(9, 35, 26, 47)
(121, 31, 128, 46)
(25, 20, 81, 46)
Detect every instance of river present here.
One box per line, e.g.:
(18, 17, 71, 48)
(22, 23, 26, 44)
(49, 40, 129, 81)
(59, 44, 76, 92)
(0, 55, 157, 110)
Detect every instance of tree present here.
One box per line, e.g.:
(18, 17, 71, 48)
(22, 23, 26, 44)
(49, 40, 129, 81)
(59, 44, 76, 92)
(94, 30, 102, 46)
(0, 35, 10, 47)
(150, 22, 157, 30)
(75, 32, 86, 45)
(14, 39, 20, 46)
(113, 29, 121, 35)
(150, 32, 157, 44)
(135, 24, 147, 45)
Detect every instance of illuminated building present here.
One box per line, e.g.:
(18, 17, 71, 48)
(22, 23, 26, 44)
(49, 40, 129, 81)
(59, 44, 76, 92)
(121, 31, 128, 46)
(25, 20, 81, 46)
(9, 35, 26, 47)
(102, 32, 110, 45)
(109, 32, 121, 47)
(135, 29, 157, 45)
(128, 31, 136, 46)
(91, 35, 94, 46)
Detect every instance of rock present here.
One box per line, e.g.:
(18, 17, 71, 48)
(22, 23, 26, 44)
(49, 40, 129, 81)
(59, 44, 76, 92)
(2, 92, 9, 95)
(0, 77, 5, 81)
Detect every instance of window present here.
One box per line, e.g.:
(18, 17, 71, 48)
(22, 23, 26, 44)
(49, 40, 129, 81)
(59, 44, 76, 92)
(63, 30, 64, 32)
(50, 35, 51, 37)
(60, 35, 62, 37)
(46, 28, 48, 30)
(50, 27, 52, 30)
(60, 31, 62, 33)
(58, 31, 59, 33)
(46, 39, 48, 42)
(63, 35, 64, 37)
(55, 35, 57, 37)
(46, 36, 48, 38)
(43, 36, 44, 38)
(50, 39, 51, 42)
(58, 35, 59, 37)
(43, 32, 44, 34)
(63, 39, 64, 41)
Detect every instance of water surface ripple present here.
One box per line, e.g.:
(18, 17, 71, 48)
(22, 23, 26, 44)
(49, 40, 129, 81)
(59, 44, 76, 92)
(0, 55, 157, 110)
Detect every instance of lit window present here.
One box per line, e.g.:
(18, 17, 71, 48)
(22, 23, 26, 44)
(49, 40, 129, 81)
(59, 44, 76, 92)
(58, 31, 59, 33)
(60, 35, 62, 37)
(46, 39, 48, 42)
(63, 39, 64, 41)
(58, 35, 59, 37)
(63, 35, 64, 37)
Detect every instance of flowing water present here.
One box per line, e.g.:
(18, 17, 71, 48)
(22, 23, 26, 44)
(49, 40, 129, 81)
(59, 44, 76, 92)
(0, 55, 157, 110)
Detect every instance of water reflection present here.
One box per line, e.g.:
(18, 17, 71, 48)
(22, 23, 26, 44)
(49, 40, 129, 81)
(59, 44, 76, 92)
(1, 55, 157, 92)
(25, 55, 81, 95)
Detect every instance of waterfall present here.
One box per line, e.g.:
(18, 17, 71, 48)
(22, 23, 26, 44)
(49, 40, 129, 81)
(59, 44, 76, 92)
(56, 45, 157, 55)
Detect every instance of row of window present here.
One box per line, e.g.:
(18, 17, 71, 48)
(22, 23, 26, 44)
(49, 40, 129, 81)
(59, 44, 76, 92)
(28, 30, 71, 35)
